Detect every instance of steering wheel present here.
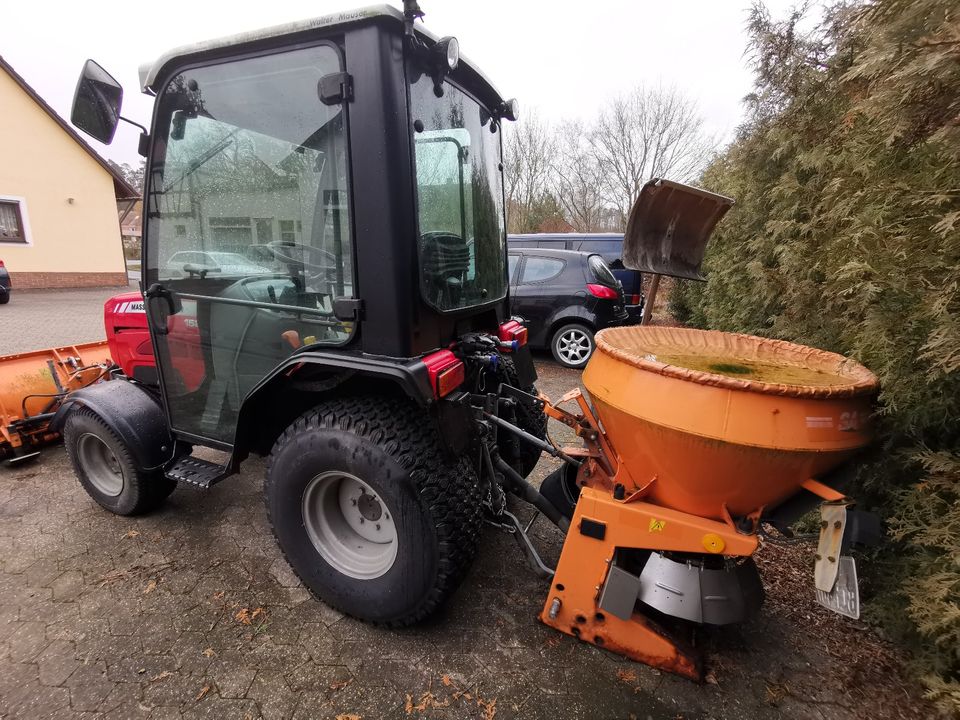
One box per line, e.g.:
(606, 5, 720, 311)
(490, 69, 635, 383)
(266, 241, 341, 291)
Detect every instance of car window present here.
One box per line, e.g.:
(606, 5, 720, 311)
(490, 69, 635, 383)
(520, 256, 564, 284)
(588, 254, 619, 286)
(508, 253, 520, 283)
(574, 238, 623, 257)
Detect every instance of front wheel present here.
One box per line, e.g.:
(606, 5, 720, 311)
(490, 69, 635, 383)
(551, 323, 595, 369)
(64, 408, 175, 515)
(265, 395, 482, 626)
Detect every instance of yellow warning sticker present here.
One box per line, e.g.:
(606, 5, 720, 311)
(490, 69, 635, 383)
(649, 518, 666, 532)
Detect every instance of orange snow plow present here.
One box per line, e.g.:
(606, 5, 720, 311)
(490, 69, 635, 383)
(0, 342, 113, 464)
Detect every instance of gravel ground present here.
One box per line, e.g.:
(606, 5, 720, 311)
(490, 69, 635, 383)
(0, 288, 933, 718)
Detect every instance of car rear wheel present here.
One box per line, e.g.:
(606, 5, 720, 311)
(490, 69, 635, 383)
(551, 323, 595, 369)
(265, 394, 482, 626)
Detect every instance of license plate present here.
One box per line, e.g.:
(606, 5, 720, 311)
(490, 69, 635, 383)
(815, 555, 860, 619)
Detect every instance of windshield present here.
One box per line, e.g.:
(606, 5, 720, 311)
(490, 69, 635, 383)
(409, 71, 507, 312)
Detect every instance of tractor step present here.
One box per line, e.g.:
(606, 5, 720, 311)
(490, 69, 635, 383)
(164, 455, 231, 489)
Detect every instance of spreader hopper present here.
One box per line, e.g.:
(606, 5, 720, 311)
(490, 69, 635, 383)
(583, 326, 878, 520)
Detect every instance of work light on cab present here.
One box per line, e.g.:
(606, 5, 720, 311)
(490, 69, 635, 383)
(434, 36, 459, 71)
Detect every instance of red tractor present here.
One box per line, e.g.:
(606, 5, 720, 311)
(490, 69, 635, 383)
(63, 2, 544, 626)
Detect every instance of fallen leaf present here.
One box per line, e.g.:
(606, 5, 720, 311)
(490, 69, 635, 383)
(212, 591, 225, 601)
(441, 674, 453, 687)
(335, 715, 361, 720)
(616, 668, 637, 684)
(201, 648, 216, 658)
(143, 579, 157, 594)
(123, 530, 140, 539)
(404, 694, 413, 714)
(251, 607, 265, 619)
(195, 685, 210, 702)
(329, 678, 352, 691)
(235, 608, 252, 625)
(478, 696, 497, 720)
(150, 670, 172, 683)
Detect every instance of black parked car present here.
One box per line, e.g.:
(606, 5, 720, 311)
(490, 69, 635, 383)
(508, 233, 644, 321)
(0, 259, 10, 304)
(508, 248, 628, 368)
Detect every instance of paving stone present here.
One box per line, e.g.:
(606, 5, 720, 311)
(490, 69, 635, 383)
(65, 659, 114, 712)
(36, 639, 80, 686)
(5, 620, 49, 662)
(50, 570, 84, 601)
(206, 661, 257, 699)
(246, 669, 298, 720)
(3, 679, 71, 719)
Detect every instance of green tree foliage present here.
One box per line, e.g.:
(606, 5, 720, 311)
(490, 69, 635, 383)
(671, 0, 960, 708)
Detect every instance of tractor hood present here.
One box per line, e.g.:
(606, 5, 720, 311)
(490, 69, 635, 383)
(621, 178, 734, 281)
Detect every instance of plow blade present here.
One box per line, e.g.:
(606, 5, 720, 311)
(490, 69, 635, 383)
(0, 342, 113, 462)
(622, 178, 734, 281)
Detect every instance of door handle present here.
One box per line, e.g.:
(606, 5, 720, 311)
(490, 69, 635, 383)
(144, 283, 181, 335)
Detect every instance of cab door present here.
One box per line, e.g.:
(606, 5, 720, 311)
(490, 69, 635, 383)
(143, 44, 355, 444)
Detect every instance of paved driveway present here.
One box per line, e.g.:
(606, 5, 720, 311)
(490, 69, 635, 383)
(0, 290, 926, 719)
(0, 283, 136, 356)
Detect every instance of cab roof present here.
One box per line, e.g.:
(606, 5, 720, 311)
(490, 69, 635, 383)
(138, 4, 503, 105)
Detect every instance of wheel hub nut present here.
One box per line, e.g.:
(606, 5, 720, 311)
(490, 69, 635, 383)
(357, 492, 383, 521)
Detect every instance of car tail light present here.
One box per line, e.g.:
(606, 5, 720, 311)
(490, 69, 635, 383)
(422, 349, 465, 399)
(630, 293, 641, 305)
(587, 283, 619, 300)
(0, 260, 5, 268)
(498, 319, 528, 349)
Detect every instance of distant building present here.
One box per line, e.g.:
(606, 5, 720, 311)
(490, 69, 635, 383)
(0, 56, 138, 288)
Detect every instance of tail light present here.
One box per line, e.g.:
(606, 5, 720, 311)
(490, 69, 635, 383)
(630, 293, 641, 305)
(422, 349, 465, 399)
(587, 283, 619, 300)
(498, 319, 528, 349)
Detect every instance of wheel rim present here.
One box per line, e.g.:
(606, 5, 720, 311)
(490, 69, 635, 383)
(557, 328, 592, 365)
(77, 433, 124, 497)
(301, 471, 398, 580)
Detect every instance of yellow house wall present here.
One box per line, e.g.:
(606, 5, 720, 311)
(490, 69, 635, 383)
(0, 68, 127, 277)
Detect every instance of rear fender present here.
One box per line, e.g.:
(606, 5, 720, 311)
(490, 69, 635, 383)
(231, 351, 435, 462)
(51, 380, 174, 471)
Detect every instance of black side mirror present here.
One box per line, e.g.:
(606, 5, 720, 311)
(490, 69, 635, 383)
(71, 59, 123, 144)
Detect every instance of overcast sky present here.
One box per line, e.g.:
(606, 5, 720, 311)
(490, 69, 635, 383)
(2, 1, 799, 167)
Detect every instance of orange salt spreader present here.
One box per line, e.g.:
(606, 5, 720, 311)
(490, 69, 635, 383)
(534, 326, 879, 679)
(521, 180, 881, 680)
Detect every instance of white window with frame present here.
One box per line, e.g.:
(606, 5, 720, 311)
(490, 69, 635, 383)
(0, 196, 30, 244)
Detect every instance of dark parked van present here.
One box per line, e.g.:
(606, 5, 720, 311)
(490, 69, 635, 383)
(508, 233, 643, 321)
(508, 248, 628, 368)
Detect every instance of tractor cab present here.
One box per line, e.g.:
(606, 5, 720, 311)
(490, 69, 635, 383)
(71, 3, 520, 450)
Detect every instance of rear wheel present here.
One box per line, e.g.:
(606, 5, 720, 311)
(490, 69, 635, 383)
(64, 408, 175, 515)
(551, 323, 595, 369)
(265, 394, 482, 626)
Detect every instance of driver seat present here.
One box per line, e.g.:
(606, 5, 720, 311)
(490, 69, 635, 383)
(420, 232, 470, 307)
